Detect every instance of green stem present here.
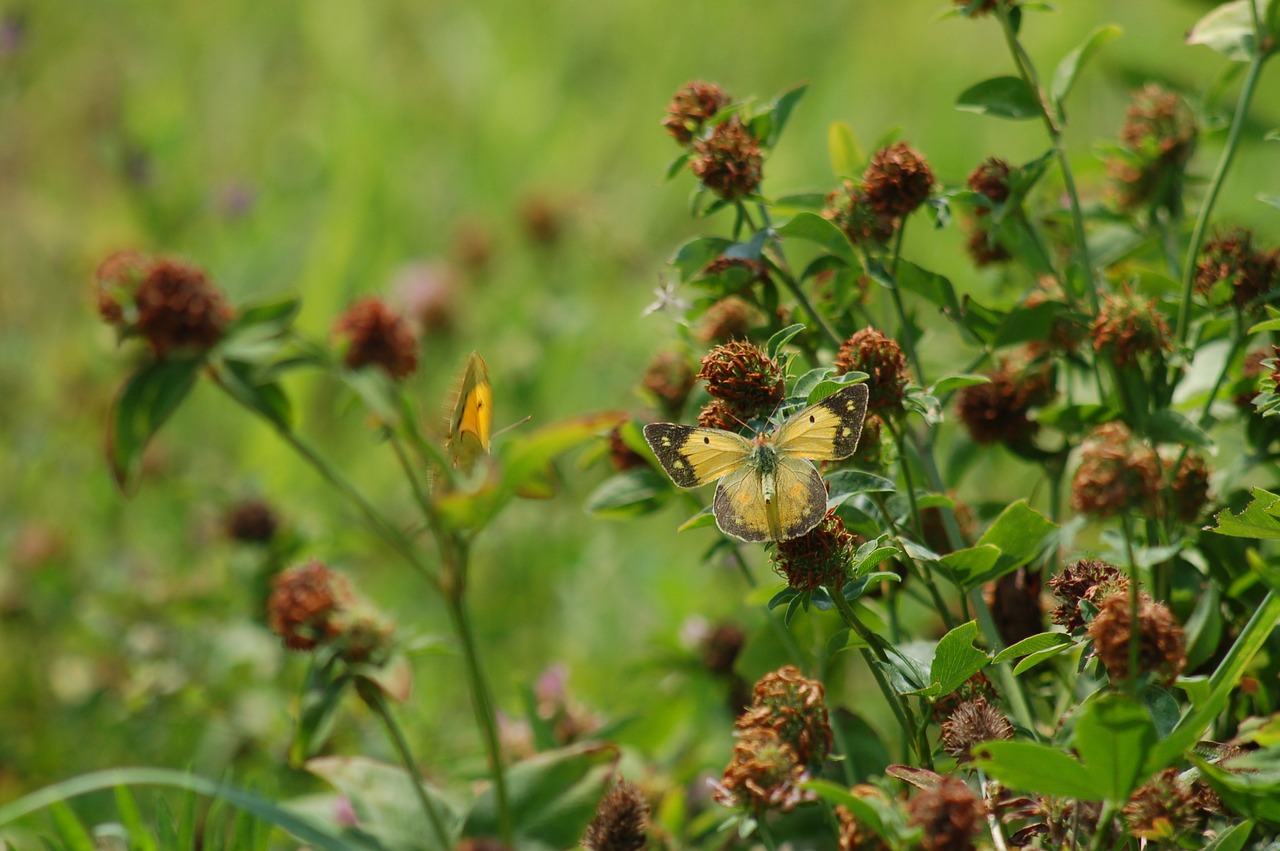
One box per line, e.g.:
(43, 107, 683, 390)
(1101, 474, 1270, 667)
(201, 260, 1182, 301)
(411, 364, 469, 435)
(886, 224, 927, 386)
(755, 814, 781, 851)
(360, 683, 453, 850)
(443, 587, 513, 845)
(1086, 801, 1117, 851)
(874, 493, 955, 629)
(1175, 26, 1272, 352)
(886, 418, 924, 539)
(756, 198, 842, 351)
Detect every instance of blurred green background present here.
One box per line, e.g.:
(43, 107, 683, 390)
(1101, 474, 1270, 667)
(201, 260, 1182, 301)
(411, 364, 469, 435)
(0, 0, 1274, 809)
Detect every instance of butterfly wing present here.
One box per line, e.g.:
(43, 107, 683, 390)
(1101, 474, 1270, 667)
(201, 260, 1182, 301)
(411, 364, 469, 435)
(773, 383, 869, 462)
(642, 423, 753, 488)
(446, 352, 493, 472)
(713, 456, 827, 542)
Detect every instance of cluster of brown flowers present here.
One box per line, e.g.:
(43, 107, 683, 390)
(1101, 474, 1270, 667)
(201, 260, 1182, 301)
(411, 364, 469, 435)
(662, 80, 729, 146)
(714, 666, 832, 812)
(640, 350, 697, 420)
(691, 117, 763, 201)
(955, 353, 1055, 447)
(1088, 590, 1187, 684)
(940, 697, 1015, 763)
(835, 327, 910, 416)
(771, 509, 857, 593)
(1090, 288, 1172, 368)
(267, 562, 395, 665)
(95, 251, 235, 358)
(696, 341, 785, 428)
(699, 295, 763, 344)
(333, 297, 419, 380)
(1048, 558, 1128, 634)
(906, 776, 986, 851)
(1070, 423, 1161, 518)
(223, 498, 279, 545)
(582, 780, 650, 851)
(1194, 227, 1280, 310)
(1108, 84, 1196, 213)
(823, 143, 934, 247)
(963, 157, 1014, 267)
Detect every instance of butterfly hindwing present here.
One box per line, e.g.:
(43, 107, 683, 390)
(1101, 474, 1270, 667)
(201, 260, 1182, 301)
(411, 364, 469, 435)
(446, 352, 493, 472)
(774, 382, 869, 462)
(770, 456, 829, 540)
(712, 456, 827, 543)
(642, 423, 753, 489)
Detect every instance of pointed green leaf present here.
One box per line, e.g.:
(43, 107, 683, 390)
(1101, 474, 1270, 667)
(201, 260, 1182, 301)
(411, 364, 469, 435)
(108, 358, 202, 491)
(1187, 0, 1271, 61)
(828, 120, 864, 177)
(1206, 487, 1280, 539)
(973, 741, 1097, 799)
(1051, 25, 1123, 105)
(956, 76, 1041, 120)
(775, 212, 856, 265)
(1073, 694, 1157, 802)
(929, 621, 989, 695)
(993, 631, 1072, 664)
(584, 469, 669, 518)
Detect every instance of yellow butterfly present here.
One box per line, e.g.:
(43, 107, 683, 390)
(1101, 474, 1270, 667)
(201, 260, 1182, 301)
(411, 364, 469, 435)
(643, 383, 869, 543)
(444, 352, 493, 473)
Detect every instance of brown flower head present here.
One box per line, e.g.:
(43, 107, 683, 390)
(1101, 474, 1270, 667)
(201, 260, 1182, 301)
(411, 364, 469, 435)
(1088, 591, 1187, 684)
(339, 613, 396, 667)
(1122, 768, 1200, 841)
(267, 562, 349, 651)
(1165, 451, 1211, 523)
(862, 142, 935, 218)
(1024, 279, 1086, 355)
(1090, 288, 1172, 368)
(134, 258, 234, 357)
(698, 341, 785, 422)
(607, 426, 649, 472)
(837, 786, 895, 851)
(952, 0, 1004, 17)
(906, 776, 984, 851)
(956, 355, 1055, 446)
(713, 725, 813, 812)
(1194, 227, 1280, 309)
(967, 157, 1012, 205)
(451, 219, 495, 276)
(94, 249, 149, 326)
(824, 180, 896, 246)
(333, 297, 418, 380)
(696, 400, 741, 432)
(834, 327, 909, 415)
(699, 296, 760, 344)
(988, 568, 1043, 646)
(771, 510, 856, 593)
(455, 840, 511, 851)
(1070, 422, 1161, 519)
(1048, 558, 1128, 634)
(932, 672, 998, 723)
(849, 413, 887, 470)
(224, 498, 279, 545)
(582, 780, 650, 851)
(964, 224, 1012, 267)
(700, 622, 746, 677)
(1109, 85, 1197, 212)
(641, 350, 697, 419)
(941, 697, 1015, 763)
(519, 195, 565, 247)
(663, 81, 729, 146)
(690, 116, 763, 201)
(735, 665, 833, 767)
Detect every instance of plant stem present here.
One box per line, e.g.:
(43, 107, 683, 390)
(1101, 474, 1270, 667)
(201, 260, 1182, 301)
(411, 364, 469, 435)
(1120, 515, 1141, 697)
(756, 200, 843, 350)
(360, 683, 453, 850)
(873, 493, 955, 629)
(886, 418, 924, 538)
(886, 225, 927, 386)
(755, 814, 781, 851)
(979, 771, 1009, 851)
(1086, 802, 1117, 851)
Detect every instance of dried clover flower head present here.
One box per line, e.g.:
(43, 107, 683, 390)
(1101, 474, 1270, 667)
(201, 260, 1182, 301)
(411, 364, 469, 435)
(697, 341, 785, 422)
(134, 258, 234, 357)
(967, 157, 1012, 204)
(606, 427, 649, 472)
(699, 295, 760, 344)
(1070, 422, 1161, 519)
(955, 355, 1055, 446)
(1109, 84, 1196, 212)
(1049, 558, 1128, 634)
(964, 224, 1012, 267)
(1090, 288, 1172, 368)
(862, 142, 935, 218)
(1194, 227, 1280, 310)
(641, 350, 696, 419)
(771, 510, 856, 593)
(224, 498, 279, 544)
(941, 697, 1015, 763)
(713, 725, 813, 812)
(333, 297, 418, 380)
(1165, 451, 1211, 523)
(582, 780, 649, 851)
(906, 776, 985, 851)
(1122, 768, 1200, 841)
(700, 622, 746, 677)
(1088, 591, 1187, 684)
(953, 0, 1005, 18)
(690, 116, 763, 201)
(837, 786, 895, 851)
(662, 81, 729, 146)
(932, 672, 999, 723)
(94, 249, 148, 326)
(835, 327, 909, 415)
(988, 569, 1044, 646)
(268, 562, 349, 651)
(823, 180, 896, 246)
(736, 665, 833, 767)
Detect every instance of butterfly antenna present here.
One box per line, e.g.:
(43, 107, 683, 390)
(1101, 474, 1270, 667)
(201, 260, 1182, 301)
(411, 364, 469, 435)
(492, 415, 532, 440)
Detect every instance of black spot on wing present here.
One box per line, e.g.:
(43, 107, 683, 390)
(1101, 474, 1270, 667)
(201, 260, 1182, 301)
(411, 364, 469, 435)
(642, 423, 703, 488)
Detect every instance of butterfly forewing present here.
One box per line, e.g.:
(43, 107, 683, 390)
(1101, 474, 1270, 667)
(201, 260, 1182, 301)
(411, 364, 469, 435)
(774, 383, 869, 462)
(642, 424, 754, 489)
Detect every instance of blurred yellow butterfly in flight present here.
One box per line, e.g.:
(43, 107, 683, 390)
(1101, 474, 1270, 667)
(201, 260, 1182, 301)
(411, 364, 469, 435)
(643, 383, 869, 543)
(445, 352, 493, 473)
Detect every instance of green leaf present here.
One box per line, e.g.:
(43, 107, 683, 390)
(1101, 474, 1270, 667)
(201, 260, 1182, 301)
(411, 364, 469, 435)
(929, 621, 989, 695)
(930, 374, 989, 395)
(108, 357, 202, 491)
(1248, 316, 1280, 334)
(309, 756, 461, 850)
(888, 260, 962, 316)
(1139, 684, 1181, 738)
(465, 743, 617, 847)
(216, 360, 294, 431)
(671, 236, 733, 280)
(993, 631, 1072, 664)
(1144, 409, 1212, 449)
(956, 76, 1041, 121)
(765, 323, 808, 361)
(1259, 193, 1280, 211)
(775, 212, 856, 265)
(992, 300, 1067, 348)
(0, 768, 362, 850)
(113, 786, 158, 851)
(584, 469, 669, 518)
(937, 545, 1001, 587)
(764, 83, 808, 148)
(1034, 403, 1117, 434)
(1206, 487, 1280, 539)
(1184, 582, 1224, 671)
(828, 120, 864, 177)
(1074, 694, 1158, 802)
(49, 801, 95, 851)
(226, 294, 301, 337)
(1013, 643, 1073, 674)
(969, 500, 1057, 587)
(290, 662, 351, 767)
(1187, 0, 1271, 61)
(973, 741, 1097, 799)
(1193, 750, 1280, 823)
(825, 470, 896, 502)
(1051, 25, 1123, 105)
(1202, 819, 1256, 851)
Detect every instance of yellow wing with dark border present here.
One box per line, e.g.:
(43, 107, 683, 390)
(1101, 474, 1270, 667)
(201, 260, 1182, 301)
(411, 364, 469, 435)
(773, 382, 868, 462)
(642, 423, 752, 489)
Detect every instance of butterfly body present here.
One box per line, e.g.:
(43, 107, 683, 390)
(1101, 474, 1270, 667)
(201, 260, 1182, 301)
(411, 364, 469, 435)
(643, 382, 869, 542)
